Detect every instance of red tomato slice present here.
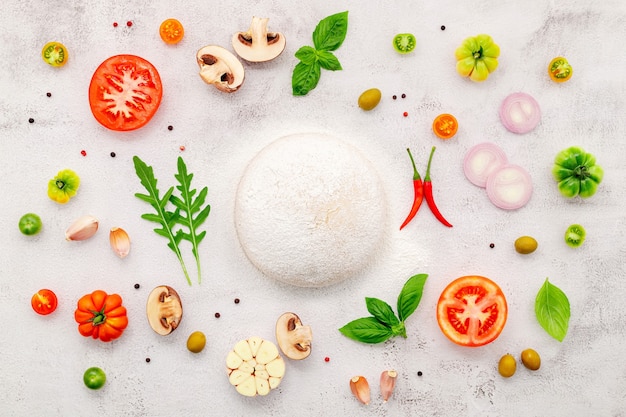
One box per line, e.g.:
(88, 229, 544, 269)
(31, 289, 58, 315)
(88, 55, 163, 131)
(437, 275, 507, 347)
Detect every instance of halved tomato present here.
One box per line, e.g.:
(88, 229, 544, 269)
(159, 18, 185, 44)
(88, 55, 163, 131)
(437, 275, 507, 347)
(432, 113, 458, 139)
(31, 289, 58, 315)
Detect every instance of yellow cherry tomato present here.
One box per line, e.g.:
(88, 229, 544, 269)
(432, 114, 458, 139)
(159, 19, 184, 44)
(548, 57, 573, 83)
(41, 42, 68, 67)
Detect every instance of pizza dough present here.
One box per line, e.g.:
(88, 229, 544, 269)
(235, 133, 387, 287)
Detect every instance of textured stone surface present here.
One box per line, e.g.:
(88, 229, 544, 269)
(1, 0, 625, 416)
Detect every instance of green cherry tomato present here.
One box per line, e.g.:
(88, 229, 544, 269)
(19, 213, 42, 235)
(455, 34, 500, 82)
(41, 42, 68, 67)
(565, 224, 586, 248)
(83, 367, 106, 390)
(393, 33, 416, 54)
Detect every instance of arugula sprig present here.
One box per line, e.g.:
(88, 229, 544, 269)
(339, 274, 428, 344)
(292, 11, 348, 96)
(133, 156, 211, 286)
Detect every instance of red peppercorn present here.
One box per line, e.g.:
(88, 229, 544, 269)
(179, 146, 186, 151)
(80, 150, 87, 156)
(324, 357, 330, 362)
(126, 21, 133, 27)
(113, 22, 118, 27)
(403, 112, 408, 117)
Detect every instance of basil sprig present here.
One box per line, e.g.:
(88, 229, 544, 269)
(535, 278, 571, 342)
(339, 274, 428, 344)
(292, 11, 348, 96)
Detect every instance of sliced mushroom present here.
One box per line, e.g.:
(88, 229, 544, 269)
(146, 285, 183, 335)
(275, 312, 312, 360)
(232, 16, 286, 62)
(196, 45, 245, 93)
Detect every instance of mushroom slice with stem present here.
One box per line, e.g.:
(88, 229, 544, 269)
(275, 312, 312, 360)
(146, 285, 183, 335)
(232, 16, 286, 62)
(196, 45, 245, 92)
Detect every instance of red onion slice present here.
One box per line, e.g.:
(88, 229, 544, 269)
(463, 143, 508, 187)
(486, 164, 533, 210)
(499, 92, 541, 134)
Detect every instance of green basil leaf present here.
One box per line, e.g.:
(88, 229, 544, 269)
(292, 61, 321, 96)
(316, 50, 342, 71)
(397, 274, 428, 322)
(535, 278, 571, 342)
(312, 11, 349, 51)
(294, 45, 317, 65)
(338, 317, 393, 344)
(365, 297, 399, 326)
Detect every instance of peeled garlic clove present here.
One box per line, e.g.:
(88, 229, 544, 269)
(350, 376, 370, 405)
(380, 370, 397, 402)
(65, 215, 99, 241)
(109, 227, 130, 258)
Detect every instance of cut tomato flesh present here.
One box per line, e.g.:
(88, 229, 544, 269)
(437, 275, 507, 347)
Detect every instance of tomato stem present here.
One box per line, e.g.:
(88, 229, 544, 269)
(55, 179, 66, 190)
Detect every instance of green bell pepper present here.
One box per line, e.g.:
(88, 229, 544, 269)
(552, 147, 603, 198)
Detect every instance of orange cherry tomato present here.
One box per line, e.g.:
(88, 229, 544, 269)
(31, 289, 58, 315)
(432, 114, 458, 139)
(437, 275, 508, 347)
(159, 18, 184, 44)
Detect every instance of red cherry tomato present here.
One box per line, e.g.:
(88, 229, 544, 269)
(432, 114, 458, 139)
(436, 275, 507, 347)
(88, 55, 163, 131)
(31, 289, 58, 315)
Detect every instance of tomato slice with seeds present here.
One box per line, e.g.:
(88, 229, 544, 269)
(88, 55, 163, 131)
(548, 57, 573, 83)
(42, 42, 68, 67)
(432, 113, 458, 139)
(31, 289, 58, 315)
(159, 18, 184, 44)
(437, 275, 507, 347)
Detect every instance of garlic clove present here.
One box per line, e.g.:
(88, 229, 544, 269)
(349, 376, 370, 405)
(109, 227, 130, 258)
(380, 370, 398, 402)
(65, 215, 99, 241)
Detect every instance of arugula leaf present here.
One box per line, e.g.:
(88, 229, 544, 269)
(133, 156, 192, 286)
(292, 61, 321, 96)
(312, 11, 349, 51)
(397, 274, 428, 322)
(316, 50, 342, 71)
(338, 317, 393, 344)
(339, 274, 428, 344)
(535, 278, 570, 342)
(169, 157, 211, 284)
(366, 297, 399, 327)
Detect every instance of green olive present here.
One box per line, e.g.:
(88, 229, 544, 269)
(498, 353, 516, 378)
(187, 331, 206, 353)
(358, 88, 382, 111)
(514, 236, 538, 254)
(521, 348, 541, 370)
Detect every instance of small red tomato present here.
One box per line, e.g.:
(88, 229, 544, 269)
(31, 289, 58, 315)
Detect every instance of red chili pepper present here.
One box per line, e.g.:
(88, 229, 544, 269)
(423, 146, 453, 227)
(399, 148, 424, 230)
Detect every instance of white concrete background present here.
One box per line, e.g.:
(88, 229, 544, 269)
(1, 0, 625, 416)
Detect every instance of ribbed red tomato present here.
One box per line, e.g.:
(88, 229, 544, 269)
(437, 275, 507, 347)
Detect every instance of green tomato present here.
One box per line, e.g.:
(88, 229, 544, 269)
(83, 367, 106, 390)
(19, 213, 42, 235)
(552, 147, 603, 198)
(48, 169, 80, 204)
(455, 34, 500, 82)
(565, 224, 586, 248)
(392, 33, 416, 54)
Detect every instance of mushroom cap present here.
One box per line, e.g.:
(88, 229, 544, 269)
(275, 312, 312, 360)
(196, 45, 245, 92)
(146, 285, 183, 336)
(232, 16, 286, 63)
